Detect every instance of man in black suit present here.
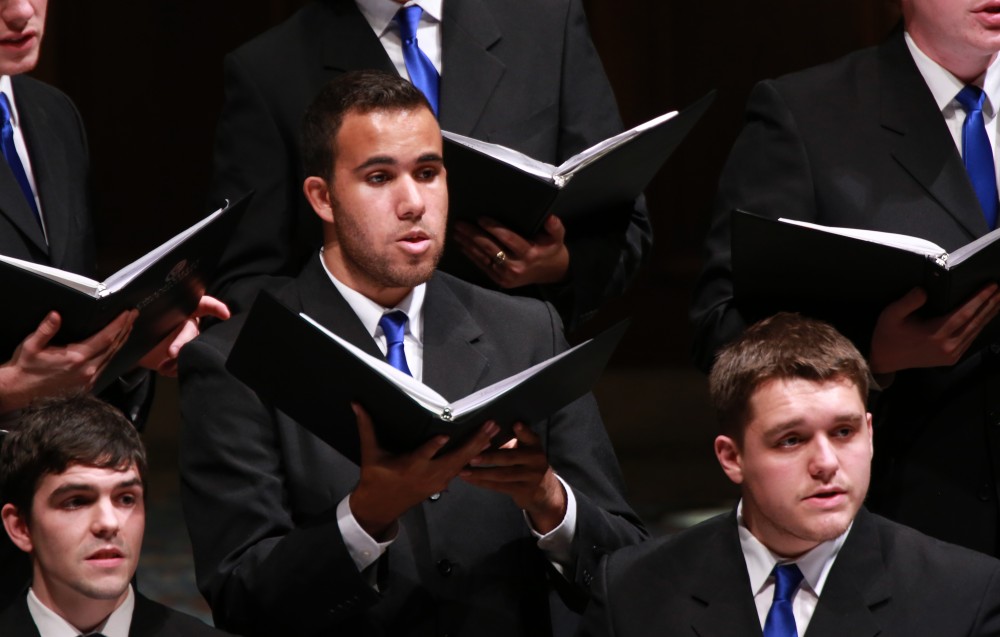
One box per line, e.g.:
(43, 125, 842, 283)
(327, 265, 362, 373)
(690, 0, 1000, 554)
(179, 70, 645, 637)
(579, 313, 1000, 637)
(207, 0, 652, 329)
(0, 395, 226, 636)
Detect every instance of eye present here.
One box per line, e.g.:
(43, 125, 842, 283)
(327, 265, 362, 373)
(117, 491, 141, 507)
(59, 495, 90, 510)
(366, 171, 390, 185)
(832, 425, 856, 439)
(777, 435, 802, 448)
(415, 166, 440, 181)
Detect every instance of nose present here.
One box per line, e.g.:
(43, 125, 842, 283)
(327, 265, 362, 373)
(396, 175, 425, 220)
(91, 498, 121, 539)
(808, 436, 840, 482)
(0, 0, 35, 29)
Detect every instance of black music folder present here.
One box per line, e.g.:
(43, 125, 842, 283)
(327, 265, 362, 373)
(732, 209, 1000, 349)
(226, 291, 628, 459)
(442, 91, 715, 237)
(0, 193, 252, 390)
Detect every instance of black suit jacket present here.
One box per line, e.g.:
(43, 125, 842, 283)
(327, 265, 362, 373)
(689, 29, 1000, 554)
(207, 0, 652, 328)
(0, 591, 227, 636)
(178, 257, 646, 637)
(577, 508, 1000, 637)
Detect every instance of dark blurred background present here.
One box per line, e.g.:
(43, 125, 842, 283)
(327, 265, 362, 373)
(28, 0, 901, 615)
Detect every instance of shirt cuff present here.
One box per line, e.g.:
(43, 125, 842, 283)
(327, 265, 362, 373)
(524, 474, 577, 575)
(336, 495, 395, 574)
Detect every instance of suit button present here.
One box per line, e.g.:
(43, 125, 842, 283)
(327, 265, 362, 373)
(582, 569, 593, 587)
(429, 492, 441, 501)
(437, 559, 454, 576)
(980, 483, 993, 502)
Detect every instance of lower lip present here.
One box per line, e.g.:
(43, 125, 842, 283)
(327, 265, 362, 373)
(398, 238, 431, 255)
(0, 34, 35, 51)
(805, 493, 846, 509)
(975, 9, 1000, 27)
(87, 557, 125, 569)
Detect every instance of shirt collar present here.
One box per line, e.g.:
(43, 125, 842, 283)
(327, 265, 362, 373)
(904, 31, 1000, 118)
(736, 500, 850, 599)
(318, 251, 425, 344)
(27, 585, 135, 637)
(355, 0, 444, 38)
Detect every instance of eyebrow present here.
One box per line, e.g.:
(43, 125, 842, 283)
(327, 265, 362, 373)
(48, 477, 144, 499)
(353, 153, 444, 172)
(763, 413, 865, 438)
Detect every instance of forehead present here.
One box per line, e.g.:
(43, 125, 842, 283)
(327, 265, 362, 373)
(746, 377, 865, 433)
(35, 464, 142, 496)
(333, 107, 441, 167)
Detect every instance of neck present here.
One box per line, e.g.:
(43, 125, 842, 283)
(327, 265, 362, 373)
(907, 28, 997, 84)
(31, 580, 126, 635)
(321, 247, 412, 308)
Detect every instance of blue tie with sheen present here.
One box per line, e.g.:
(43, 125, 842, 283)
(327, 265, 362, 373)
(763, 563, 803, 637)
(0, 92, 40, 225)
(956, 85, 998, 229)
(394, 5, 440, 117)
(379, 310, 412, 376)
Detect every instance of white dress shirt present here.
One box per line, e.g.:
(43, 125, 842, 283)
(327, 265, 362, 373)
(0, 74, 46, 240)
(904, 31, 1000, 187)
(355, 0, 444, 78)
(26, 585, 135, 637)
(737, 501, 849, 635)
(317, 253, 577, 578)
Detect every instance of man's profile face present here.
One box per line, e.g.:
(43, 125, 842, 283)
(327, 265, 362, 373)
(0, 0, 46, 76)
(5, 463, 144, 613)
(904, 0, 1000, 77)
(714, 377, 872, 557)
(319, 106, 447, 306)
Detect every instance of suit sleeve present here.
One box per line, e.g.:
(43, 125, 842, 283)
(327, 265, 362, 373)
(206, 52, 315, 313)
(573, 553, 619, 637)
(178, 335, 380, 635)
(539, 302, 648, 608)
(689, 80, 819, 371)
(545, 0, 653, 329)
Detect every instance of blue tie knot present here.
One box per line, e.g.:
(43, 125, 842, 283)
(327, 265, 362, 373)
(772, 563, 804, 602)
(957, 84, 987, 115)
(0, 92, 12, 129)
(396, 5, 423, 44)
(379, 311, 412, 376)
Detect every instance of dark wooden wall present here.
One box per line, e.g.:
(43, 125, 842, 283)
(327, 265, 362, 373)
(32, 1, 900, 367)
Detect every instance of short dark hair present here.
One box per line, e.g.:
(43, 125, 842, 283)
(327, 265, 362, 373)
(301, 69, 433, 180)
(709, 313, 871, 442)
(0, 395, 147, 517)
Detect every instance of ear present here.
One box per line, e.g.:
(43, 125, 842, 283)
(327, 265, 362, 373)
(866, 412, 874, 459)
(714, 435, 745, 486)
(1, 503, 33, 554)
(303, 176, 335, 223)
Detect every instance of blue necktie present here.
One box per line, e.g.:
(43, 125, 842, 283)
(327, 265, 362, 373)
(379, 310, 412, 376)
(0, 92, 40, 225)
(394, 5, 440, 117)
(763, 563, 803, 637)
(956, 85, 998, 229)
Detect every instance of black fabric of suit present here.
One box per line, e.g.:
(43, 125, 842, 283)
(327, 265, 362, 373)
(206, 0, 652, 329)
(178, 256, 646, 636)
(577, 508, 1000, 637)
(689, 29, 1000, 555)
(0, 591, 228, 636)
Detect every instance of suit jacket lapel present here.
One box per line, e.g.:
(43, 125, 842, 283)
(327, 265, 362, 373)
(293, 256, 384, 360)
(688, 512, 766, 637)
(321, 0, 396, 75)
(0, 596, 40, 636)
(0, 77, 47, 258)
(421, 274, 489, 400)
(879, 31, 989, 239)
(805, 509, 889, 637)
(439, 0, 504, 135)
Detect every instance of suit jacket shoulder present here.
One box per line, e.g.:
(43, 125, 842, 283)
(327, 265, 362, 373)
(131, 592, 230, 636)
